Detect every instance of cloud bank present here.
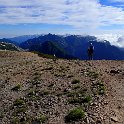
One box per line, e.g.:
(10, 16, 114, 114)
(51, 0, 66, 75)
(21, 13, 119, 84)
(0, 0, 124, 29)
(0, 0, 124, 47)
(96, 34, 124, 48)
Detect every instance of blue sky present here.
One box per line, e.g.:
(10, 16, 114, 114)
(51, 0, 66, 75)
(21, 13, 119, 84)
(0, 0, 124, 38)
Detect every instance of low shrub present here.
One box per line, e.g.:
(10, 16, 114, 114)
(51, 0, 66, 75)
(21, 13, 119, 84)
(97, 81, 106, 95)
(38, 115, 47, 123)
(65, 108, 85, 122)
(87, 71, 99, 78)
(33, 114, 47, 124)
(82, 95, 92, 103)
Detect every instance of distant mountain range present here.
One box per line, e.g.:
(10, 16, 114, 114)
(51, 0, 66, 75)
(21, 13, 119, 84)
(8, 35, 40, 44)
(20, 33, 124, 60)
(0, 34, 124, 60)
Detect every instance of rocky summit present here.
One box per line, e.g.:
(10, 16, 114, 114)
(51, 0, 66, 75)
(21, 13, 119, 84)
(0, 51, 124, 124)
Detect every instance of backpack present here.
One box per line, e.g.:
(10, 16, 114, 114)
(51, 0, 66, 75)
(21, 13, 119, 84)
(88, 45, 94, 53)
(90, 45, 94, 51)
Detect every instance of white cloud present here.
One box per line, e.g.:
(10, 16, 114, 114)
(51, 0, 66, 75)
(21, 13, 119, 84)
(0, 0, 124, 47)
(96, 34, 124, 48)
(0, 0, 124, 28)
(117, 36, 124, 47)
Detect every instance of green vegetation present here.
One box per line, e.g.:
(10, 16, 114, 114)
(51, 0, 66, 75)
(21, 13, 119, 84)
(68, 95, 92, 104)
(67, 88, 87, 97)
(12, 99, 27, 122)
(11, 116, 27, 124)
(32, 51, 56, 59)
(97, 82, 105, 95)
(92, 81, 106, 95)
(67, 87, 92, 104)
(65, 108, 85, 122)
(87, 71, 99, 78)
(82, 95, 92, 103)
(27, 88, 40, 101)
(37, 114, 47, 123)
(11, 84, 21, 91)
(15, 107, 27, 114)
(28, 89, 36, 96)
(14, 99, 25, 106)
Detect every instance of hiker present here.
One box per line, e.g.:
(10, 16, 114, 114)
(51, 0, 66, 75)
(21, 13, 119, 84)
(87, 43, 94, 60)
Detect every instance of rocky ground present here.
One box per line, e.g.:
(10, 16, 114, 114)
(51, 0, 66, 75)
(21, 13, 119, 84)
(0, 51, 124, 124)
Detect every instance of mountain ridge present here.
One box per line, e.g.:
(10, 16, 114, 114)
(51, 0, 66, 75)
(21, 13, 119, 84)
(1, 33, 124, 60)
(20, 34, 124, 60)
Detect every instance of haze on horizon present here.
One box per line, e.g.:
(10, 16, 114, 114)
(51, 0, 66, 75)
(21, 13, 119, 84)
(0, 0, 124, 47)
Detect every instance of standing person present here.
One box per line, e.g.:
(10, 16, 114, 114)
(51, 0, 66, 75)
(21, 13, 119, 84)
(87, 43, 94, 60)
